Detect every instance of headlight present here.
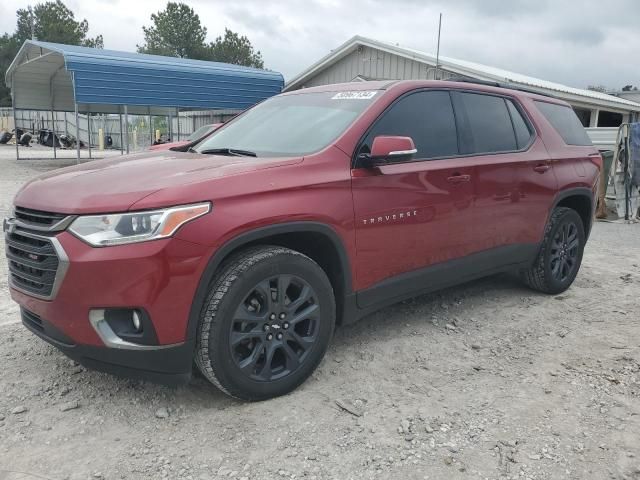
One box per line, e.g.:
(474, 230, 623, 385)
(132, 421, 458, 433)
(69, 203, 210, 247)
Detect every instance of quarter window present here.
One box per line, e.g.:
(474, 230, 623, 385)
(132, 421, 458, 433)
(506, 100, 533, 149)
(534, 101, 593, 146)
(360, 90, 458, 160)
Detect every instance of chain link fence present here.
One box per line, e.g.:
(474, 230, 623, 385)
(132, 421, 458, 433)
(0, 107, 240, 158)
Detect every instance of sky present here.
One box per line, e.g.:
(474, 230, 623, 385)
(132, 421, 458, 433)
(0, 0, 638, 90)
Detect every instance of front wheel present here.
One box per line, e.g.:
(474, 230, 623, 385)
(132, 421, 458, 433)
(195, 246, 335, 401)
(523, 207, 585, 294)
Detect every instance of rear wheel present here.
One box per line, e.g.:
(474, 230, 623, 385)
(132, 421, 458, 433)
(195, 246, 335, 400)
(523, 207, 585, 294)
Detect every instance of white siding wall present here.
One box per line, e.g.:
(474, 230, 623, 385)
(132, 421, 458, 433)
(300, 46, 460, 88)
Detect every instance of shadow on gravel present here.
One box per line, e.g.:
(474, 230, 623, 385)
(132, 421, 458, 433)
(23, 273, 536, 409)
(335, 272, 536, 340)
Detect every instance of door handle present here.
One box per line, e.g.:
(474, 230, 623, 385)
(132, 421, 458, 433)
(447, 174, 471, 184)
(533, 164, 550, 173)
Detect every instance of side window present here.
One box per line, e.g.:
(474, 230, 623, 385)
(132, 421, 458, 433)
(506, 100, 534, 149)
(457, 92, 518, 154)
(361, 90, 458, 160)
(534, 101, 593, 146)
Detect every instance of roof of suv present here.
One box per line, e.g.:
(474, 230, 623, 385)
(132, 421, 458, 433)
(280, 80, 398, 95)
(283, 79, 571, 107)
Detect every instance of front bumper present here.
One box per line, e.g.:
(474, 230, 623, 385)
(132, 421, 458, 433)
(8, 229, 213, 383)
(21, 307, 194, 384)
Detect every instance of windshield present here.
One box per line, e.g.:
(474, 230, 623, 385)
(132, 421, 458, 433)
(187, 124, 214, 142)
(194, 90, 379, 157)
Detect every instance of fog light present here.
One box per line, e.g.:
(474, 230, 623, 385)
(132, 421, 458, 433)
(132, 311, 142, 333)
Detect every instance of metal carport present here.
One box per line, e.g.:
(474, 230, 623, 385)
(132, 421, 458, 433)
(5, 40, 284, 161)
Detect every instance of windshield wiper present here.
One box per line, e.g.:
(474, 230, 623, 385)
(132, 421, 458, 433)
(198, 148, 257, 157)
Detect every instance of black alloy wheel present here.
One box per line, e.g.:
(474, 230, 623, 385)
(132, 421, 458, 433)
(549, 220, 580, 283)
(195, 246, 335, 401)
(230, 274, 320, 382)
(523, 207, 585, 294)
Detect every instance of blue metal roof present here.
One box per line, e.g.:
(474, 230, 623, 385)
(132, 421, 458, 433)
(7, 40, 283, 113)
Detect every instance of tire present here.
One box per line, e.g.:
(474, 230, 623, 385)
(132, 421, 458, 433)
(523, 207, 586, 294)
(195, 246, 336, 401)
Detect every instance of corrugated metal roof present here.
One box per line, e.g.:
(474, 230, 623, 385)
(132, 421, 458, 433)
(6, 40, 284, 115)
(286, 36, 640, 111)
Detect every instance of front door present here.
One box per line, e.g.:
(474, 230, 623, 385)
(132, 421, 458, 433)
(351, 90, 475, 305)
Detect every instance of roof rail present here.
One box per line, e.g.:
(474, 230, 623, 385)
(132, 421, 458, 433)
(447, 77, 556, 99)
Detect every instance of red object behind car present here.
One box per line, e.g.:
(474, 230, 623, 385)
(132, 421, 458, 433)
(149, 123, 221, 151)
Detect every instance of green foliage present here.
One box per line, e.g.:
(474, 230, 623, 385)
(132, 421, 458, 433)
(137, 2, 264, 68)
(1, 1, 103, 106)
(0, 34, 20, 106)
(15, 1, 103, 47)
(137, 2, 209, 59)
(587, 85, 607, 93)
(208, 28, 264, 69)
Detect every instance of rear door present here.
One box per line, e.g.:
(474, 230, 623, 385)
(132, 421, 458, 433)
(451, 91, 554, 252)
(351, 90, 476, 302)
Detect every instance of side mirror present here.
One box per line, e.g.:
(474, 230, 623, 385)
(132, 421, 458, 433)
(360, 136, 417, 167)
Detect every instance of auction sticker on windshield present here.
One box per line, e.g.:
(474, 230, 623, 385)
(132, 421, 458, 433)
(331, 91, 377, 100)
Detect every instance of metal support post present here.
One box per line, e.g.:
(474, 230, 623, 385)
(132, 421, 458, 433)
(74, 103, 80, 163)
(119, 112, 124, 155)
(176, 108, 180, 141)
(124, 105, 129, 154)
(87, 112, 92, 159)
(12, 77, 19, 160)
(51, 109, 57, 159)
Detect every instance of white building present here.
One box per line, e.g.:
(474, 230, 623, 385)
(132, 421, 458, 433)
(285, 36, 640, 128)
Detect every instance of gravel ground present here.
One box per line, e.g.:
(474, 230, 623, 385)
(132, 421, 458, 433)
(1, 147, 639, 480)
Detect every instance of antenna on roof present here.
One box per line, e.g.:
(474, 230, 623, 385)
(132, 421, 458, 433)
(435, 13, 442, 80)
(29, 6, 36, 40)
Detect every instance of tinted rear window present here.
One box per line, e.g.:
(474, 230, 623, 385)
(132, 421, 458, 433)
(457, 92, 517, 154)
(534, 101, 592, 146)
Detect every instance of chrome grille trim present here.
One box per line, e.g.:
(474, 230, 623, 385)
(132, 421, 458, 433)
(12, 206, 76, 232)
(5, 222, 69, 301)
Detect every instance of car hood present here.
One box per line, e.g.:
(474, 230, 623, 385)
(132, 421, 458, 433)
(148, 141, 188, 151)
(14, 150, 301, 214)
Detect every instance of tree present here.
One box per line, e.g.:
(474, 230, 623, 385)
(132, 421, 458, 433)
(587, 85, 607, 93)
(137, 2, 209, 59)
(0, 1, 103, 107)
(15, 1, 103, 47)
(209, 28, 264, 69)
(0, 34, 20, 106)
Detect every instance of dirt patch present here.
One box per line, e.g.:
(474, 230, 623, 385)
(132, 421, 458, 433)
(0, 149, 639, 480)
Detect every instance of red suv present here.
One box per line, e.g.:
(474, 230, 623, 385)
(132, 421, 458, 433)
(4, 80, 600, 400)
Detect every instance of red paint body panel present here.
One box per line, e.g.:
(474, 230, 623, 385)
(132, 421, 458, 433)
(351, 158, 475, 289)
(148, 124, 222, 151)
(148, 140, 190, 151)
(10, 233, 211, 345)
(7, 80, 600, 357)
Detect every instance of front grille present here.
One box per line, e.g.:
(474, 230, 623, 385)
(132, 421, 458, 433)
(6, 229, 61, 298)
(14, 206, 68, 228)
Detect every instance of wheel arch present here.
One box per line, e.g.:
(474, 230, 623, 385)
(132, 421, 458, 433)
(552, 187, 594, 238)
(185, 222, 354, 341)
